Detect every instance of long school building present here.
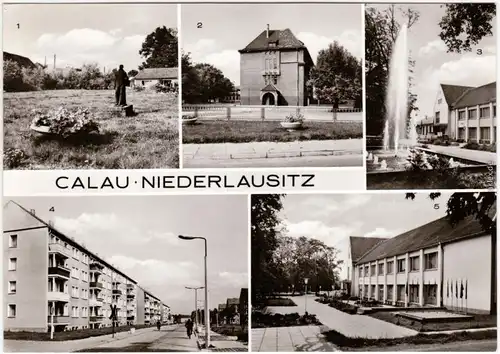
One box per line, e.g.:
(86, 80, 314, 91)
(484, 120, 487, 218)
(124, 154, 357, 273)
(4, 200, 169, 332)
(353, 210, 496, 314)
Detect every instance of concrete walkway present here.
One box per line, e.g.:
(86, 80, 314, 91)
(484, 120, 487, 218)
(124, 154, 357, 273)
(252, 325, 338, 352)
(427, 145, 496, 165)
(184, 139, 362, 159)
(196, 325, 248, 352)
(289, 295, 418, 339)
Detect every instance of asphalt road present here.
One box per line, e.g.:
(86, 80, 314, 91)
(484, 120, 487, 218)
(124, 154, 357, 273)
(184, 154, 363, 168)
(77, 324, 198, 352)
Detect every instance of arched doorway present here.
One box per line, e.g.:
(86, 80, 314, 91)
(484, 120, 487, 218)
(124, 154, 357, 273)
(262, 92, 275, 106)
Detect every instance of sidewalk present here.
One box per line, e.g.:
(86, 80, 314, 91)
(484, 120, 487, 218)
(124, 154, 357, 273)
(426, 145, 496, 165)
(4, 326, 158, 352)
(183, 139, 362, 161)
(289, 295, 417, 339)
(196, 325, 248, 352)
(252, 325, 338, 352)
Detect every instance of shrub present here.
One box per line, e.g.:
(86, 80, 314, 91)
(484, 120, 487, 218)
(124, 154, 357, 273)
(283, 112, 304, 123)
(463, 141, 480, 150)
(31, 107, 100, 138)
(251, 311, 321, 328)
(4, 148, 27, 169)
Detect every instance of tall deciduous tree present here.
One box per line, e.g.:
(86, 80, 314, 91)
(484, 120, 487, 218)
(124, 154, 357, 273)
(365, 5, 420, 136)
(439, 4, 496, 54)
(251, 194, 285, 302)
(181, 53, 202, 104)
(309, 41, 361, 112)
(139, 26, 178, 69)
(194, 63, 234, 103)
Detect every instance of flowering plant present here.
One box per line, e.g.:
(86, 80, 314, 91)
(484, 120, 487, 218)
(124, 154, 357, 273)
(282, 113, 304, 123)
(31, 107, 99, 138)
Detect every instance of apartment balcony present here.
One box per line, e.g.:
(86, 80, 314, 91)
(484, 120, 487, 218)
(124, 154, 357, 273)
(48, 243, 70, 258)
(96, 294, 105, 302)
(112, 289, 123, 295)
(90, 282, 104, 289)
(90, 263, 103, 274)
(47, 291, 70, 302)
(89, 298, 103, 307)
(127, 283, 135, 289)
(48, 265, 71, 279)
(127, 292, 136, 298)
(127, 315, 135, 321)
(47, 315, 70, 324)
(90, 315, 104, 322)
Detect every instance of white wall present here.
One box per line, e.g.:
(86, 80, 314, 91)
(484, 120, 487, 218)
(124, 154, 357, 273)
(433, 86, 450, 126)
(442, 235, 492, 314)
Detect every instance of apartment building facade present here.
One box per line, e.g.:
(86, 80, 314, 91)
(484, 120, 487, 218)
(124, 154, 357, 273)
(239, 25, 314, 106)
(4, 201, 169, 332)
(352, 211, 496, 314)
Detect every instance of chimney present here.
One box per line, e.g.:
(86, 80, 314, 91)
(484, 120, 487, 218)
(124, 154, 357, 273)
(30, 209, 35, 215)
(44, 56, 47, 67)
(266, 24, 270, 38)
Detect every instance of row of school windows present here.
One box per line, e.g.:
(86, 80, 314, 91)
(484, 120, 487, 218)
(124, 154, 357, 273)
(359, 252, 438, 277)
(360, 284, 438, 303)
(457, 105, 496, 120)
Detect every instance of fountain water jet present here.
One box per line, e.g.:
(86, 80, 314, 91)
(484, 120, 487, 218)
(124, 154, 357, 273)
(384, 23, 409, 155)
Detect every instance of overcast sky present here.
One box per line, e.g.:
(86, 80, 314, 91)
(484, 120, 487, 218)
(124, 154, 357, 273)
(182, 4, 362, 86)
(368, 4, 496, 120)
(9, 196, 248, 315)
(279, 192, 451, 279)
(3, 3, 177, 71)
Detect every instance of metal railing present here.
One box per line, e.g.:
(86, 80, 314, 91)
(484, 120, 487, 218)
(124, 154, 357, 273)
(182, 104, 362, 122)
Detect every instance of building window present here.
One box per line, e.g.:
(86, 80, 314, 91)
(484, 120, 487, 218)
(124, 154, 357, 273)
(370, 264, 376, 276)
(409, 256, 420, 271)
(273, 76, 277, 85)
(468, 127, 477, 140)
(397, 259, 405, 273)
(72, 306, 79, 318)
(359, 267, 362, 277)
(386, 261, 394, 274)
(458, 111, 466, 120)
(424, 252, 438, 270)
(480, 107, 491, 118)
(409, 285, 419, 303)
(435, 112, 440, 124)
(72, 286, 79, 298)
(468, 109, 477, 119)
(437, 98, 442, 104)
(273, 57, 277, 70)
(494, 105, 496, 117)
(8, 281, 16, 294)
(480, 127, 491, 143)
(364, 266, 369, 277)
(8, 304, 16, 318)
(387, 285, 394, 300)
(397, 285, 405, 301)
(378, 263, 384, 275)
(9, 258, 17, 271)
(9, 235, 18, 248)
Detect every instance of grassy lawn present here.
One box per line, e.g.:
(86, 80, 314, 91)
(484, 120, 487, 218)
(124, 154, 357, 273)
(4, 89, 179, 169)
(369, 312, 497, 332)
(264, 298, 297, 307)
(4, 324, 151, 341)
(324, 328, 497, 350)
(182, 120, 362, 144)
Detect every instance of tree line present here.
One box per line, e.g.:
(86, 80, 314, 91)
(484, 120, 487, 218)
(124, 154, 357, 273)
(3, 26, 178, 93)
(251, 194, 343, 304)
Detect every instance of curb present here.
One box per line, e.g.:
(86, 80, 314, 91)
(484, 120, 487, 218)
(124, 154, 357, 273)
(185, 149, 362, 161)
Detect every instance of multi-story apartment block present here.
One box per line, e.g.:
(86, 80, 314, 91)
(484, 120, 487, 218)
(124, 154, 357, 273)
(239, 25, 314, 106)
(4, 201, 170, 332)
(352, 209, 496, 314)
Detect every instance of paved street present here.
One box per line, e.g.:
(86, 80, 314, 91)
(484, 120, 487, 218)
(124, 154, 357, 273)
(4, 325, 198, 352)
(252, 325, 338, 352)
(183, 139, 363, 168)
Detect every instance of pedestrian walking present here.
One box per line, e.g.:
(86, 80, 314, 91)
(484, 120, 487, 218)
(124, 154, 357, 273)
(185, 318, 194, 339)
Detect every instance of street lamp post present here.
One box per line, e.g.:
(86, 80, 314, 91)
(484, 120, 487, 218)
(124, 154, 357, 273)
(179, 235, 210, 349)
(185, 286, 204, 331)
(304, 278, 309, 314)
